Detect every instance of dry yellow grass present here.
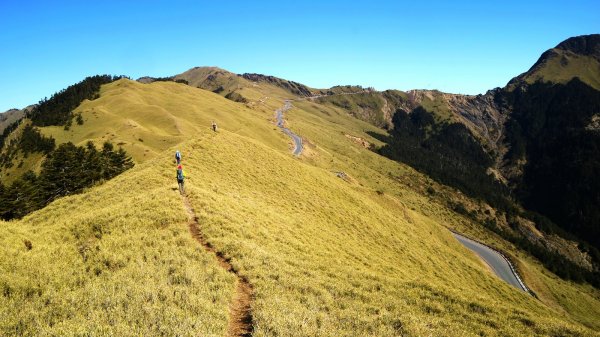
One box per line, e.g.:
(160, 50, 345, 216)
(285, 97, 600, 332)
(0, 158, 238, 336)
(180, 130, 595, 336)
(39, 79, 287, 163)
(1, 78, 598, 336)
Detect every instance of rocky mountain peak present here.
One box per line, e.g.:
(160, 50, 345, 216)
(555, 34, 600, 60)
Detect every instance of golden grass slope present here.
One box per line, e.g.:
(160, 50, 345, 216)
(1, 78, 599, 336)
(278, 96, 600, 333)
(181, 131, 597, 336)
(0, 155, 235, 336)
(39, 79, 287, 164)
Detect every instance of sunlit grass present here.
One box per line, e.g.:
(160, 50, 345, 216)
(0, 160, 235, 336)
(523, 52, 600, 90)
(1, 78, 598, 336)
(180, 130, 594, 336)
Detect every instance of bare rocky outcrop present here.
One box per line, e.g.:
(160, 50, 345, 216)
(586, 114, 600, 131)
(0, 105, 35, 134)
(240, 73, 314, 97)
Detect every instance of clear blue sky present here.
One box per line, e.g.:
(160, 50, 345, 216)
(1, 0, 598, 111)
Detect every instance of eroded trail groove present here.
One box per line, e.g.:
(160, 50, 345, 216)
(182, 196, 254, 337)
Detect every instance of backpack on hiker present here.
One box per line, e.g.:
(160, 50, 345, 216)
(177, 166, 185, 181)
(177, 164, 185, 194)
(175, 150, 182, 164)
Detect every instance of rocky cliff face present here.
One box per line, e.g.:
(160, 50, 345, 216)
(240, 73, 314, 97)
(0, 105, 35, 134)
(555, 34, 600, 60)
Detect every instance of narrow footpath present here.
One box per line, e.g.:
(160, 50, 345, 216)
(182, 196, 254, 337)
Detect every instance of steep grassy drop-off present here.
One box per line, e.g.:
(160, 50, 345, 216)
(284, 96, 600, 331)
(177, 130, 595, 336)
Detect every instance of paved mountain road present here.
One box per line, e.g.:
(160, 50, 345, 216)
(272, 95, 530, 295)
(453, 232, 529, 293)
(273, 91, 378, 156)
(276, 100, 303, 156)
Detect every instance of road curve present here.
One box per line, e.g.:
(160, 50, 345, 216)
(276, 100, 303, 156)
(452, 233, 529, 293)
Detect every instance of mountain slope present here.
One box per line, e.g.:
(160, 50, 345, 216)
(1, 73, 599, 335)
(508, 35, 600, 91)
(0, 107, 30, 134)
(172, 66, 320, 104)
(1, 151, 235, 336)
(37, 78, 287, 163)
(361, 35, 600, 280)
(0, 114, 596, 336)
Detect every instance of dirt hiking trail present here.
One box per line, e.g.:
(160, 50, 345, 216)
(182, 196, 254, 337)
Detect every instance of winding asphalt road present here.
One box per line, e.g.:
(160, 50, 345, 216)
(453, 233, 529, 293)
(273, 95, 529, 294)
(274, 91, 373, 156)
(274, 95, 529, 294)
(276, 100, 303, 156)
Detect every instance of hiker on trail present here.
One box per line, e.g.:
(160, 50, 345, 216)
(177, 164, 185, 194)
(175, 150, 181, 164)
(211, 121, 218, 132)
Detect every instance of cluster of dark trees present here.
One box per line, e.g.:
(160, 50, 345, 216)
(372, 106, 511, 209)
(19, 125, 55, 155)
(373, 83, 600, 287)
(224, 91, 248, 103)
(0, 141, 133, 219)
(27, 75, 125, 127)
(501, 78, 600, 250)
(0, 125, 56, 170)
(152, 77, 189, 85)
(0, 119, 21, 150)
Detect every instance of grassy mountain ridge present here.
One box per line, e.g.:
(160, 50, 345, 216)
(2, 97, 598, 334)
(508, 34, 600, 91)
(1, 34, 600, 335)
(38, 78, 286, 163)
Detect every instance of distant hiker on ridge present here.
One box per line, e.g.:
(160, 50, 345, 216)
(212, 121, 218, 132)
(177, 164, 185, 195)
(175, 150, 181, 164)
